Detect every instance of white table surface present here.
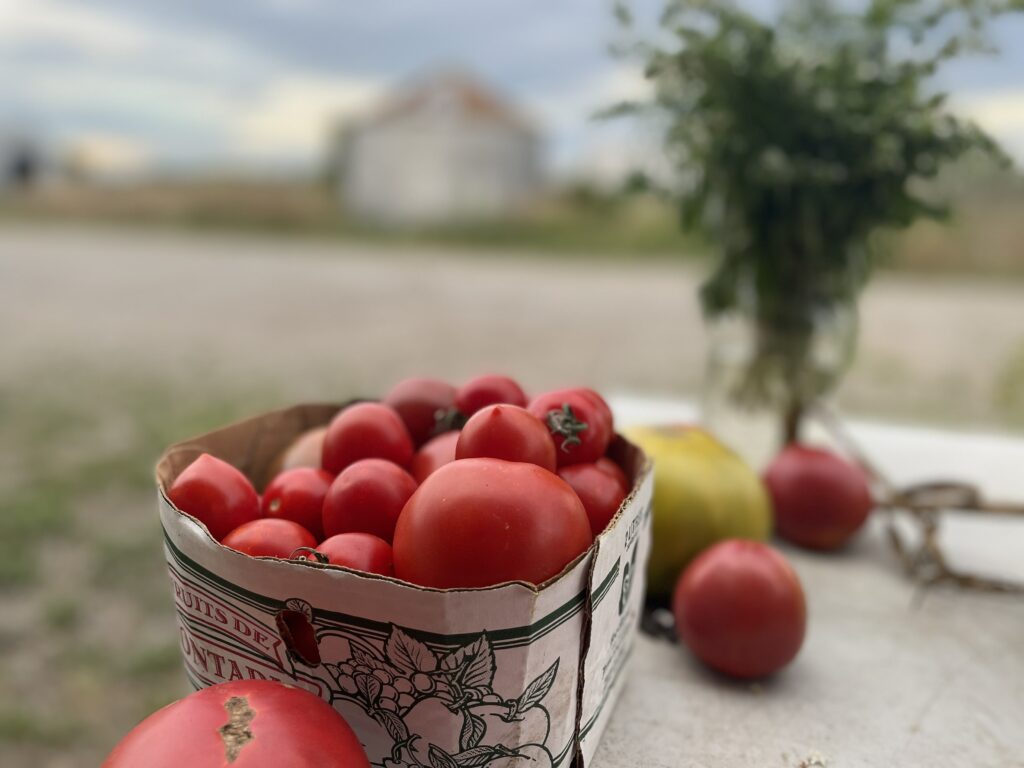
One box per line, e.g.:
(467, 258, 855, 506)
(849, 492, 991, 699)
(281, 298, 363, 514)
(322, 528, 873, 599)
(591, 397, 1024, 768)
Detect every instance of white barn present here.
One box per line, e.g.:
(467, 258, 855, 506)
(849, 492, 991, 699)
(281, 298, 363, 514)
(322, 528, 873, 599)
(338, 72, 541, 225)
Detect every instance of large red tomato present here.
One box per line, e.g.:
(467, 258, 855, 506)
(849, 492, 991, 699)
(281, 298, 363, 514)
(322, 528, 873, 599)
(322, 402, 414, 474)
(383, 377, 457, 446)
(167, 454, 260, 542)
(455, 374, 527, 415)
(322, 458, 418, 542)
(410, 430, 460, 484)
(221, 519, 317, 559)
(673, 539, 806, 679)
(261, 467, 333, 541)
(102, 679, 370, 767)
(764, 445, 873, 550)
(393, 458, 592, 588)
(527, 388, 613, 468)
(316, 532, 394, 576)
(455, 404, 556, 471)
(558, 462, 629, 537)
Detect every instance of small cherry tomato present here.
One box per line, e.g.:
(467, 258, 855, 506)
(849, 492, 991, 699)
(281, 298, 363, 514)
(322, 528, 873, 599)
(595, 456, 629, 489)
(673, 539, 806, 679)
(558, 462, 629, 537)
(410, 431, 460, 484)
(764, 444, 873, 550)
(393, 458, 593, 588)
(267, 426, 326, 481)
(455, 404, 556, 472)
(383, 377, 457, 446)
(222, 519, 317, 559)
(167, 453, 260, 541)
(322, 458, 418, 542)
(455, 374, 528, 415)
(322, 402, 414, 474)
(316, 533, 394, 576)
(261, 467, 333, 541)
(528, 388, 613, 467)
(102, 680, 370, 768)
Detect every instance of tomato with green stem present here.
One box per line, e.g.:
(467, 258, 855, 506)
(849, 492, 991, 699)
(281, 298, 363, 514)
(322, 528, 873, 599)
(527, 388, 613, 467)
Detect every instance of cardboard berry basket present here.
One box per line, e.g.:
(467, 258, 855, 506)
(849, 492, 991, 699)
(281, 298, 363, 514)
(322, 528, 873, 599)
(156, 402, 653, 768)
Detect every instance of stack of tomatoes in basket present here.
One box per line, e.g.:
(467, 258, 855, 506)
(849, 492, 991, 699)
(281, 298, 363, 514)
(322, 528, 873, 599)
(167, 375, 630, 589)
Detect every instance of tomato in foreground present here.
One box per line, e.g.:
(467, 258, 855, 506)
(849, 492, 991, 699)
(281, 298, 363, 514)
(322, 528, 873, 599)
(528, 388, 613, 467)
(322, 402, 414, 474)
(410, 430, 460, 484)
(764, 444, 873, 550)
(393, 458, 592, 588)
(455, 373, 527, 415)
(673, 539, 806, 679)
(261, 467, 333, 541)
(316, 532, 394, 576)
(167, 453, 260, 541)
(455, 404, 557, 471)
(383, 377, 457, 446)
(267, 425, 327, 480)
(558, 462, 629, 537)
(102, 679, 369, 768)
(322, 458, 418, 542)
(222, 519, 317, 559)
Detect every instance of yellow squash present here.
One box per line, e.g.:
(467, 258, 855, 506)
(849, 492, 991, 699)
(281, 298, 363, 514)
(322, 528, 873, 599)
(625, 424, 772, 597)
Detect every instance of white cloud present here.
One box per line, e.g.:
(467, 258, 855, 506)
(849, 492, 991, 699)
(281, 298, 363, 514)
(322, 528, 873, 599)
(67, 133, 154, 179)
(955, 88, 1024, 162)
(235, 76, 383, 158)
(0, 0, 149, 56)
(0, 0, 384, 172)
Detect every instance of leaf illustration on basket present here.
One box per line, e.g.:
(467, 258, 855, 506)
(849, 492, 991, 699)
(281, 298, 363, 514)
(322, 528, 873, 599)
(461, 711, 486, 751)
(450, 744, 518, 766)
(326, 624, 560, 768)
(441, 635, 496, 689)
(429, 745, 460, 768)
(388, 626, 439, 674)
(506, 660, 559, 722)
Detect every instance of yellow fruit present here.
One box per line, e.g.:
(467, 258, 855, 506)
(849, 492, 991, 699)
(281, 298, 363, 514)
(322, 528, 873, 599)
(624, 424, 772, 597)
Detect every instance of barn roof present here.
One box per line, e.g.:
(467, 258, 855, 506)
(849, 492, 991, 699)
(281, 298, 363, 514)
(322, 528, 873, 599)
(360, 70, 535, 134)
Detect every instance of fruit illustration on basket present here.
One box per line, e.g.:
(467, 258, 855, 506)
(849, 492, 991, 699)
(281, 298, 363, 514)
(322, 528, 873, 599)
(323, 625, 559, 768)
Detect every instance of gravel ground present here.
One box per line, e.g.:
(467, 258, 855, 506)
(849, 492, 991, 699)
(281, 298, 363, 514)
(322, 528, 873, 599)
(2, 224, 1024, 426)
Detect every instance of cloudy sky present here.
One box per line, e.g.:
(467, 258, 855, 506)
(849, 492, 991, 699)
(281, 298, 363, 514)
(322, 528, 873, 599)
(3, 0, 1024, 179)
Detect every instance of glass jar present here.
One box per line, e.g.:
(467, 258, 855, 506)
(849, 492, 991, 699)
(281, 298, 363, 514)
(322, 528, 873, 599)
(702, 303, 858, 469)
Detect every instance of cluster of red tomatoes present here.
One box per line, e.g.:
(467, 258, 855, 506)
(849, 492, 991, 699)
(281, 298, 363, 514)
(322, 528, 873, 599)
(167, 375, 631, 589)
